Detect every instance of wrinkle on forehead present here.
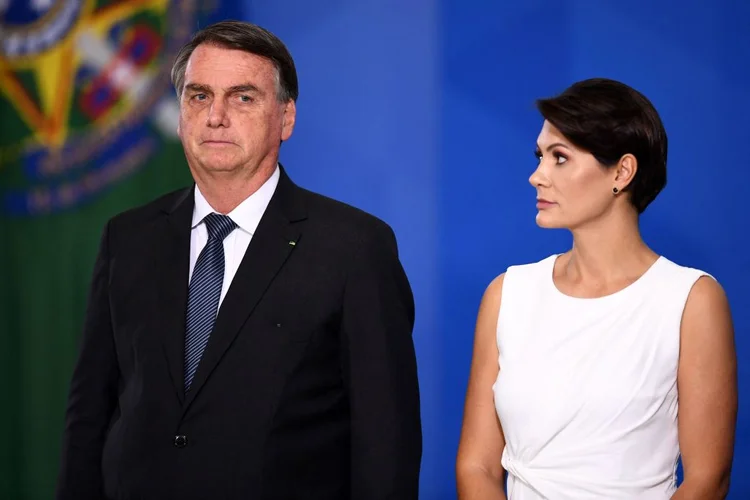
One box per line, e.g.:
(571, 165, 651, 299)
(186, 43, 284, 101)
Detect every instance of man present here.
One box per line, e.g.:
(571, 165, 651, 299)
(56, 20, 422, 500)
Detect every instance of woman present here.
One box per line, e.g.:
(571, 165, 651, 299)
(456, 78, 737, 499)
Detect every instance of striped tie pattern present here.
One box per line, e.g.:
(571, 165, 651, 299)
(184, 213, 237, 391)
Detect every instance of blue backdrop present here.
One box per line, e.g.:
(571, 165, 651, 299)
(245, 1, 747, 497)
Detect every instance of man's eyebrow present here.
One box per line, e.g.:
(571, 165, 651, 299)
(227, 83, 263, 94)
(184, 83, 212, 94)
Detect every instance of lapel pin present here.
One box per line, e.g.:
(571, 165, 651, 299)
(288, 241, 296, 246)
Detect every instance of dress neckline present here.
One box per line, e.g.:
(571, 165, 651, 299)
(546, 254, 664, 302)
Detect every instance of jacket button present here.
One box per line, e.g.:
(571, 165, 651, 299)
(174, 435, 187, 448)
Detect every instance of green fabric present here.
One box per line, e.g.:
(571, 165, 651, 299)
(0, 1, 216, 495)
(0, 141, 191, 499)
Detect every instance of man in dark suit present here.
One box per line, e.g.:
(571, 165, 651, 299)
(56, 20, 422, 500)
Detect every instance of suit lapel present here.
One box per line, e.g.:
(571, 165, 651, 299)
(182, 168, 307, 410)
(157, 187, 194, 405)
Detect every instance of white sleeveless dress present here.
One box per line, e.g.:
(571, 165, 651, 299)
(492, 254, 710, 499)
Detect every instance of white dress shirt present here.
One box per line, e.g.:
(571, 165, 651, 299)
(189, 165, 280, 307)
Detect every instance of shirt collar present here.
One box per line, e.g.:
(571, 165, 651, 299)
(191, 164, 280, 235)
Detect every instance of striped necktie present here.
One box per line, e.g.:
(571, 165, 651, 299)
(184, 213, 237, 391)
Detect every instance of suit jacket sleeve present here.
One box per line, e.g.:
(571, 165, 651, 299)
(56, 220, 120, 500)
(341, 221, 422, 499)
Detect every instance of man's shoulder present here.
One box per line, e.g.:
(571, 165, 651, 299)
(108, 186, 191, 230)
(297, 186, 394, 240)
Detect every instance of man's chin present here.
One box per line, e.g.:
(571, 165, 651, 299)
(194, 155, 243, 173)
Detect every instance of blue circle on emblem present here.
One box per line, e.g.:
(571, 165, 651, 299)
(1, 0, 56, 26)
(0, 0, 83, 58)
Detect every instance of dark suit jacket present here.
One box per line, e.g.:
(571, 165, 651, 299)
(56, 167, 422, 500)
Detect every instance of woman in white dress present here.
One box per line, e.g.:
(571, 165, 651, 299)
(456, 78, 737, 499)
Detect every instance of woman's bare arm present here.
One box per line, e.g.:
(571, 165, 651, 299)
(672, 276, 737, 499)
(456, 274, 508, 500)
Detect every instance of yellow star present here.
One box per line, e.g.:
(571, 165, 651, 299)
(0, 0, 170, 149)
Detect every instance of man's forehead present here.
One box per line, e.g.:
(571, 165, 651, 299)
(183, 81, 263, 94)
(186, 51, 274, 84)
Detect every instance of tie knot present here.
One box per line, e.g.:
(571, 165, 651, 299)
(203, 213, 237, 241)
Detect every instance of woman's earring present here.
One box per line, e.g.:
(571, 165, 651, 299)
(612, 187, 619, 194)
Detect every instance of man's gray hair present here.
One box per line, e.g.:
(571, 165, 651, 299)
(170, 20, 298, 103)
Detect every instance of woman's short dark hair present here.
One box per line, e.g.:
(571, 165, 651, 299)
(171, 20, 298, 103)
(536, 78, 667, 213)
